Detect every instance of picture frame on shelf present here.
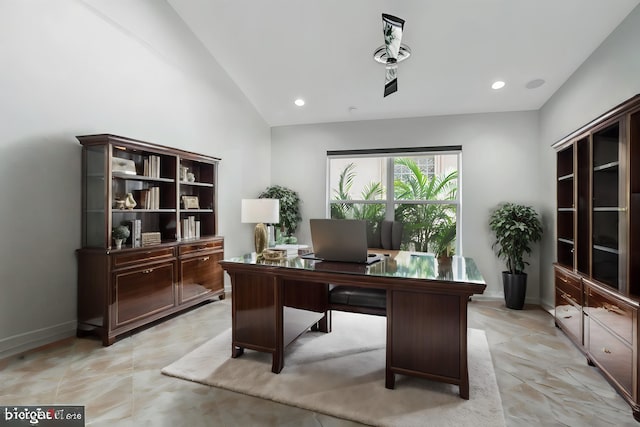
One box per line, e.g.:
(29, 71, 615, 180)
(182, 195, 200, 209)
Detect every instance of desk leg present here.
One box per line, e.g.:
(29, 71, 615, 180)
(388, 290, 470, 398)
(232, 345, 244, 358)
(460, 377, 469, 399)
(458, 294, 470, 400)
(311, 311, 331, 333)
(385, 370, 395, 389)
(272, 351, 284, 373)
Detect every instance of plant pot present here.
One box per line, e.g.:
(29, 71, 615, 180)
(114, 238, 123, 250)
(502, 271, 527, 310)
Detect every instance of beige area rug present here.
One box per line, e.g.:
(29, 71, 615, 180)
(162, 312, 505, 427)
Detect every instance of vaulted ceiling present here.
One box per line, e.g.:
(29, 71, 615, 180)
(168, 0, 640, 127)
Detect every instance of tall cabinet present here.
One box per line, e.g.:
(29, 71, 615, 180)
(77, 134, 224, 345)
(553, 95, 640, 421)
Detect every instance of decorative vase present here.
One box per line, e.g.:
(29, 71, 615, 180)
(502, 271, 527, 310)
(124, 192, 136, 210)
(115, 238, 123, 250)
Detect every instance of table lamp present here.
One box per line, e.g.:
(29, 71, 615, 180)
(241, 198, 280, 255)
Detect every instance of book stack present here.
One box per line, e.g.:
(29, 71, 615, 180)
(128, 219, 142, 248)
(143, 155, 161, 178)
(135, 187, 160, 210)
(181, 216, 201, 240)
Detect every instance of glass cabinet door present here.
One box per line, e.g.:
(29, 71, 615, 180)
(83, 144, 107, 247)
(556, 144, 575, 268)
(591, 121, 626, 290)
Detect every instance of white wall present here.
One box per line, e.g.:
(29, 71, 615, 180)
(538, 4, 640, 309)
(271, 111, 541, 301)
(0, 0, 270, 357)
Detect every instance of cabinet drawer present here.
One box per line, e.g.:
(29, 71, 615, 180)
(179, 239, 223, 256)
(555, 288, 582, 344)
(555, 269, 582, 306)
(587, 317, 633, 396)
(585, 285, 634, 345)
(112, 247, 175, 269)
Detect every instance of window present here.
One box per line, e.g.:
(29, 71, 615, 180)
(327, 147, 461, 256)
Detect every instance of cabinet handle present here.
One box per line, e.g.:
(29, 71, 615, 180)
(559, 277, 568, 283)
(603, 347, 612, 354)
(143, 269, 154, 274)
(201, 256, 210, 262)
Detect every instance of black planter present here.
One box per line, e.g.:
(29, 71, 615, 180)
(502, 271, 527, 310)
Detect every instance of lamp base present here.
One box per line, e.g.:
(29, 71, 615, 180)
(254, 223, 268, 255)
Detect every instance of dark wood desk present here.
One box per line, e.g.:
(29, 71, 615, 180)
(220, 251, 486, 399)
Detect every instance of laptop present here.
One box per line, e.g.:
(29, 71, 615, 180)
(305, 219, 382, 264)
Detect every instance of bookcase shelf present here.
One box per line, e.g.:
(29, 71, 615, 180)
(77, 134, 224, 346)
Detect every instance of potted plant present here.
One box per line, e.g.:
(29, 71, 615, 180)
(489, 203, 543, 309)
(432, 219, 456, 261)
(259, 185, 302, 244)
(112, 225, 130, 250)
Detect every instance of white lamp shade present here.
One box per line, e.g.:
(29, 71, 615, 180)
(241, 199, 280, 224)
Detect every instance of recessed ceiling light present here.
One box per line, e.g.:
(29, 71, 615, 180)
(294, 98, 305, 107)
(491, 81, 506, 90)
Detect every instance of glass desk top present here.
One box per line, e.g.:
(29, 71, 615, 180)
(221, 251, 486, 286)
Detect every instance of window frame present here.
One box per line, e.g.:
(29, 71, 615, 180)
(326, 146, 462, 255)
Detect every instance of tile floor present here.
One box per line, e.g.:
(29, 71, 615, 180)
(0, 297, 637, 426)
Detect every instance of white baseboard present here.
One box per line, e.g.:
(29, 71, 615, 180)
(0, 321, 77, 360)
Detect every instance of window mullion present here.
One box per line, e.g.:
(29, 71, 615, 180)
(386, 157, 395, 220)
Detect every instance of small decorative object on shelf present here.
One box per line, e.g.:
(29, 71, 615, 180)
(141, 231, 162, 246)
(182, 195, 200, 209)
(187, 172, 195, 182)
(112, 225, 130, 250)
(112, 157, 136, 175)
(180, 166, 189, 181)
(124, 192, 136, 210)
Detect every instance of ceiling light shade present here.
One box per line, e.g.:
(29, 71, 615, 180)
(294, 98, 305, 106)
(373, 45, 411, 64)
(373, 13, 410, 98)
(491, 81, 506, 90)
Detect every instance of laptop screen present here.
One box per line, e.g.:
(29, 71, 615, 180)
(309, 219, 379, 264)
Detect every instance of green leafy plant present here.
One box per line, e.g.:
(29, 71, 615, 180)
(112, 225, 130, 240)
(432, 219, 456, 258)
(489, 203, 543, 274)
(259, 185, 302, 238)
(394, 158, 458, 252)
(330, 162, 356, 219)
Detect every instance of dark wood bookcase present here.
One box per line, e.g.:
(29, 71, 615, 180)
(77, 134, 225, 345)
(553, 95, 640, 421)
